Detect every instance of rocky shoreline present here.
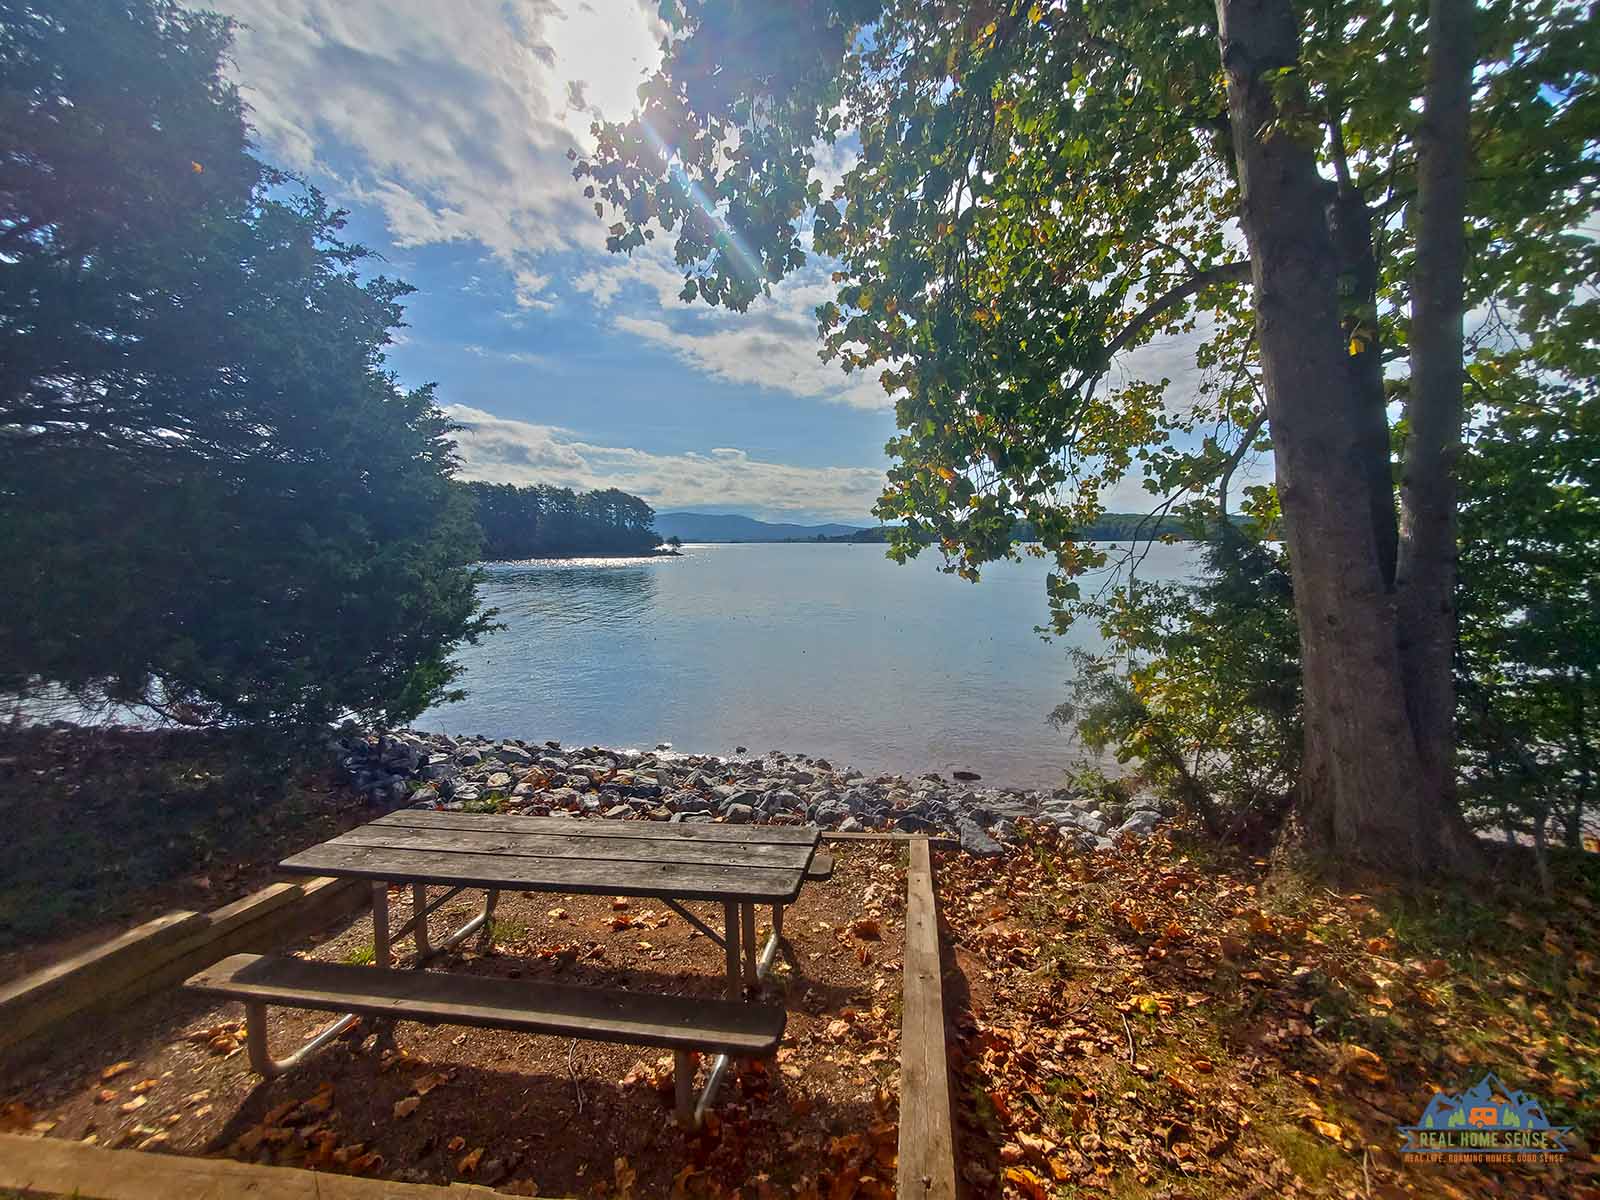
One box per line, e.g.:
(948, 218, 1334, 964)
(334, 728, 1165, 858)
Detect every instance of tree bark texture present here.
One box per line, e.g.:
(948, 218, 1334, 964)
(1398, 0, 1474, 827)
(1214, 0, 1476, 875)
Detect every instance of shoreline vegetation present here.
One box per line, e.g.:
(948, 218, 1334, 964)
(469, 499, 1235, 560)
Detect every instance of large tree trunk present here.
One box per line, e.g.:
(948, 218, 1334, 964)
(1214, 0, 1477, 875)
(1397, 0, 1474, 824)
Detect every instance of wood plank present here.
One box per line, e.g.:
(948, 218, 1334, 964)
(368, 808, 819, 845)
(0, 911, 208, 1054)
(0, 1132, 511, 1199)
(331, 822, 814, 870)
(898, 839, 956, 1200)
(1, 878, 370, 1061)
(188, 953, 785, 1055)
(278, 841, 807, 903)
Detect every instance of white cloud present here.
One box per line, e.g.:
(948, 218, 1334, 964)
(463, 344, 549, 367)
(512, 268, 556, 310)
(215, 0, 663, 271)
(445, 405, 886, 521)
(585, 253, 894, 409)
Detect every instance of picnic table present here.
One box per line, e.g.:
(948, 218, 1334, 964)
(187, 810, 826, 1127)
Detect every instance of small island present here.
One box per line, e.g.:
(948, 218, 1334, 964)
(462, 481, 675, 559)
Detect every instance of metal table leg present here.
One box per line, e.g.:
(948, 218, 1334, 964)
(242, 880, 386, 1077)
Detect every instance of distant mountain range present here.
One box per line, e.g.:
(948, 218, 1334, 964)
(653, 512, 867, 542)
(655, 510, 1249, 545)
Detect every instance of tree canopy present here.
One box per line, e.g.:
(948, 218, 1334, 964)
(463, 482, 661, 560)
(578, 0, 1598, 874)
(0, 0, 492, 730)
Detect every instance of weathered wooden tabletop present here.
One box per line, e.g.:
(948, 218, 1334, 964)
(278, 810, 821, 903)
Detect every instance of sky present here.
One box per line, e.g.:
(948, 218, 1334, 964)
(213, 0, 1221, 524)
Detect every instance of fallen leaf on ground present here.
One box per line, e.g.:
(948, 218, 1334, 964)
(1308, 1118, 1343, 1141)
(100, 1061, 134, 1081)
(614, 1156, 636, 1200)
(852, 918, 881, 939)
(393, 1096, 421, 1118)
(412, 1071, 452, 1096)
(458, 1146, 484, 1175)
(1003, 1166, 1049, 1199)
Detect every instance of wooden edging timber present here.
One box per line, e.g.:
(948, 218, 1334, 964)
(0, 1133, 512, 1199)
(0, 876, 369, 1059)
(897, 837, 957, 1200)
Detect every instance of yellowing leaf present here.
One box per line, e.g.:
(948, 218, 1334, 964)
(1003, 1165, 1049, 1199)
(614, 1155, 637, 1200)
(1309, 1118, 1343, 1141)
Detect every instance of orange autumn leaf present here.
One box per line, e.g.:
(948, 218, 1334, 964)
(1003, 1165, 1049, 1199)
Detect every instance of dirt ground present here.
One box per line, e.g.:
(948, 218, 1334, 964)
(1, 842, 907, 1198)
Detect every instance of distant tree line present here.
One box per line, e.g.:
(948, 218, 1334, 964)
(462, 482, 660, 560)
(809, 514, 1237, 544)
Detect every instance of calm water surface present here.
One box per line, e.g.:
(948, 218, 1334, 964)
(420, 542, 1200, 789)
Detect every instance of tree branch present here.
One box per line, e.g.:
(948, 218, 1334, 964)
(1079, 260, 1252, 395)
(1218, 407, 1268, 515)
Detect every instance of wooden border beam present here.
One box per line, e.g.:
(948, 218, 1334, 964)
(0, 1133, 513, 1199)
(897, 838, 956, 1200)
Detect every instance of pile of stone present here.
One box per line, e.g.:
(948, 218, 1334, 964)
(331, 728, 1165, 859)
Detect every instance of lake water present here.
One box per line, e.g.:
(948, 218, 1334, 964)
(420, 541, 1202, 790)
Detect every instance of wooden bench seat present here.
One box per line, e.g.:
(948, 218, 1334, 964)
(188, 953, 784, 1126)
(189, 953, 784, 1055)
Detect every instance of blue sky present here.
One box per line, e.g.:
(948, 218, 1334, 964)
(215, 0, 1220, 523)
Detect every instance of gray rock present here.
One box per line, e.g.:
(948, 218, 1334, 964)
(956, 817, 1005, 858)
(723, 803, 755, 824)
(497, 744, 532, 765)
(603, 804, 632, 819)
(486, 771, 513, 789)
(1116, 809, 1161, 837)
(838, 816, 864, 833)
